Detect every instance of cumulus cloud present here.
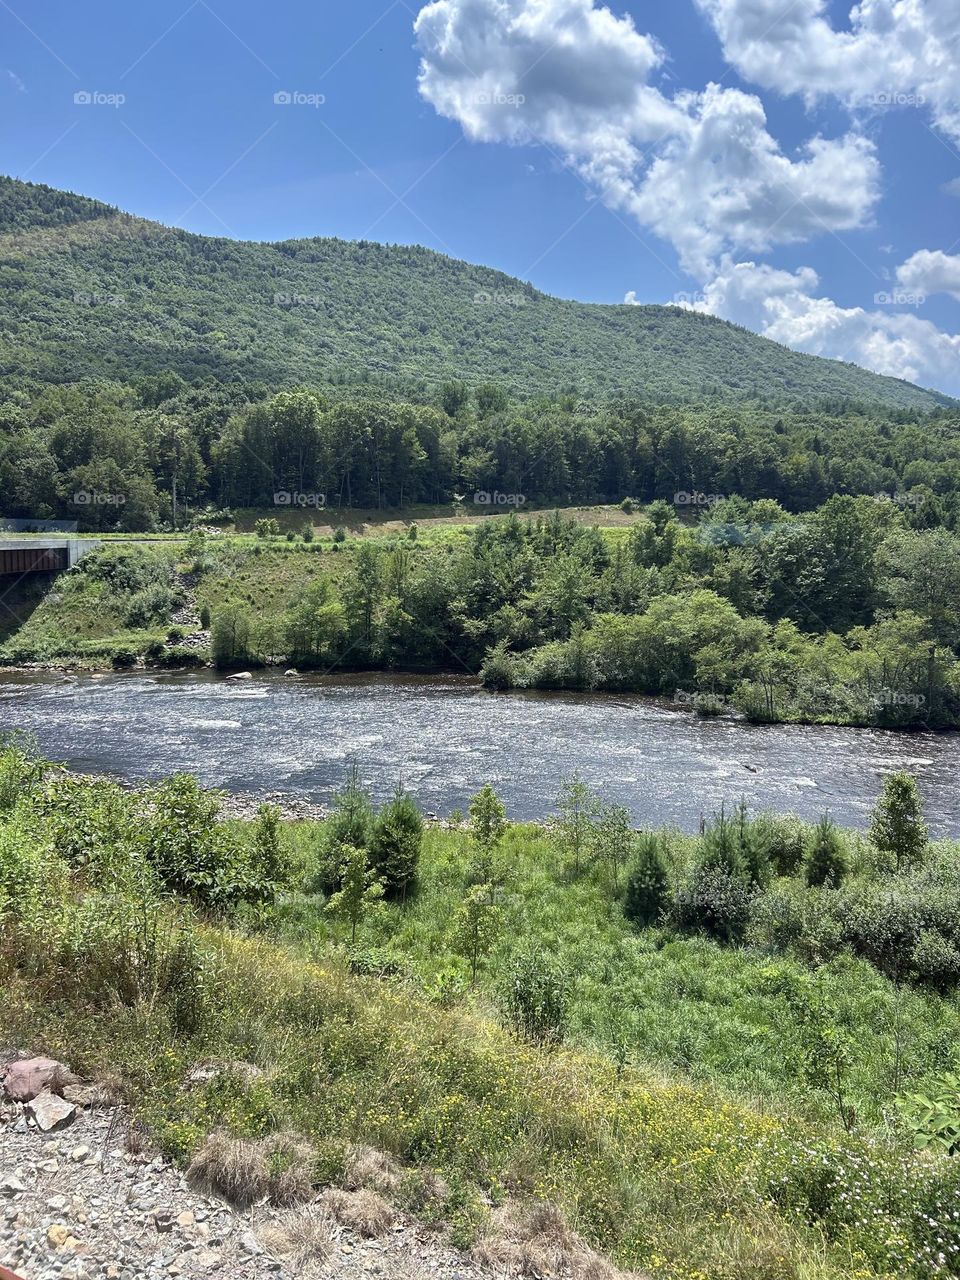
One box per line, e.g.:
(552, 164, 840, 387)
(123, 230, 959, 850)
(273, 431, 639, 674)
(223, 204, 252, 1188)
(897, 249, 960, 301)
(414, 0, 879, 275)
(695, 0, 960, 142)
(675, 258, 960, 395)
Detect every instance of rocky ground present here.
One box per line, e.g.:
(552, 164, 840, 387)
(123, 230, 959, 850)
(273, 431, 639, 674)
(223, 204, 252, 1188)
(0, 1101, 492, 1280)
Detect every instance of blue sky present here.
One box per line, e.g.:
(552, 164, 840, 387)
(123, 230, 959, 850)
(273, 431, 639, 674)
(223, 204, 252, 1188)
(3, 0, 960, 394)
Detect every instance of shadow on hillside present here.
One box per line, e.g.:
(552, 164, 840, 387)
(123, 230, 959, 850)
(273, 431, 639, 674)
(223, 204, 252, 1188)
(0, 573, 54, 646)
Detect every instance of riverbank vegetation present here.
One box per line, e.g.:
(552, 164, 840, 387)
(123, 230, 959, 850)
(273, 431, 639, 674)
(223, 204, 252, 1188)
(4, 495, 960, 730)
(1, 743, 959, 1278)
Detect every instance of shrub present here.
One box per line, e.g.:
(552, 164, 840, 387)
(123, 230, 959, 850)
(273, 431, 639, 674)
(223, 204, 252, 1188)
(255, 518, 280, 538)
(369, 787, 423, 901)
(125, 583, 175, 628)
(899, 1068, 960, 1156)
(312, 767, 374, 891)
(623, 833, 669, 927)
(157, 645, 205, 668)
(911, 928, 960, 990)
(111, 647, 137, 670)
(302, 523, 314, 543)
(144, 774, 254, 911)
(840, 886, 922, 980)
(0, 742, 44, 815)
(500, 950, 571, 1046)
(199, 604, 212, 629)
(250, 804, 290, 901)
(748, 881, 845, 964)
(700, 807, 746, 879)
(804, 816, 848, 887)
(480, 643, 518, 691)
(672, 865, 753, 943)
(333, 526, 347, 543)
(754, 813, 808, 876)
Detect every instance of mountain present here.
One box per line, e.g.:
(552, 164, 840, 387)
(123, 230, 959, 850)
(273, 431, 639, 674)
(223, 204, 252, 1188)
(0, 176, 951, 410)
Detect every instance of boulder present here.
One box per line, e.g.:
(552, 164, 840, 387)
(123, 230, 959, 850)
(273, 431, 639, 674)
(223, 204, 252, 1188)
(284, 668, 298, 677)
(225, 671, 253, 682)
(27, 1090, 77, 1133)
(1, 1056, 74, 1103)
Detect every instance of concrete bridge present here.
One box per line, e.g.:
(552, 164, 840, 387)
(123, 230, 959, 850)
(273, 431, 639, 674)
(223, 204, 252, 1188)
(0, 538, 100, 577)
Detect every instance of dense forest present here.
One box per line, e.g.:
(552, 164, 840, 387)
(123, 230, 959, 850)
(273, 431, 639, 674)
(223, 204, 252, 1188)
(3, 378, 960, 530)
(0, 175, 952, 408)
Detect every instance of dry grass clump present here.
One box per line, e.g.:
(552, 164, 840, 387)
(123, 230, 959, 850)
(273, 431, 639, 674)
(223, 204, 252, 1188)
(320, 1187, 395, 1237)
(256, 1204, 336, 1276)
(187, 1131, 316, 1208)
(473, 1203, 629, 1280)
(343, 1143, 403, 1195)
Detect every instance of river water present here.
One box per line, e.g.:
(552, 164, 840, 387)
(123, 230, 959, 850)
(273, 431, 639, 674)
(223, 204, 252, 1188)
(0, 670, 957, 834)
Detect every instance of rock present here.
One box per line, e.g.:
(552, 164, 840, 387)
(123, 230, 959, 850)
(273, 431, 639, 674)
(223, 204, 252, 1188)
(27, 1091, 77, 1133)
(1, 1057, 73, 1103)
(175, 1211, 195, 1230)
(240, 1230, 261, 1256)
(225, 672, 253, 682)
(284, 669, 298, 677)
(69, 1145, 91, 1163)
(186, 1061, 264, 1086)
(61, 1084, 100, 1109)
(47, 1223, 71, 1248)
(0, 1175, 26, 1197)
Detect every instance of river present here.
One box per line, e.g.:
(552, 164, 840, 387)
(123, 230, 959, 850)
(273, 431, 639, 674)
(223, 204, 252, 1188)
(0, 670, 957, 834)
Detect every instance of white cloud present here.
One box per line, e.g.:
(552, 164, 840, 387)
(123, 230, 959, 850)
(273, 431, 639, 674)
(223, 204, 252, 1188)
(4, 70, 26, 94)
(414, 0, 879, 275)
(695, 0, 960, 142)
(897, 249, 960, 301)
(626, 86, 878, 276)
(676, 257, 960, 395)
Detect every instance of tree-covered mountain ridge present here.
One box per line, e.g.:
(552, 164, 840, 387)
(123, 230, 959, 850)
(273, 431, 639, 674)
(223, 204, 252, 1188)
(1, 175, 952, 410)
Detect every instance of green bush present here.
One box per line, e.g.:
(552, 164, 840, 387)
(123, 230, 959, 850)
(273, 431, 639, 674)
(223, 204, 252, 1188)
(804, 816, 848, 887)
(143, 774, 280, 911)
(125, 583, 176, 628)
(672, 866, 753, 943)
(623, 833, 669, 927)
(369, 787, 423, 901)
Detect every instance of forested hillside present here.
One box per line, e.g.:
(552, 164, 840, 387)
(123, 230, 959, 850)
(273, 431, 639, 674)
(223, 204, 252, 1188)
(0, 176, 952, 408)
